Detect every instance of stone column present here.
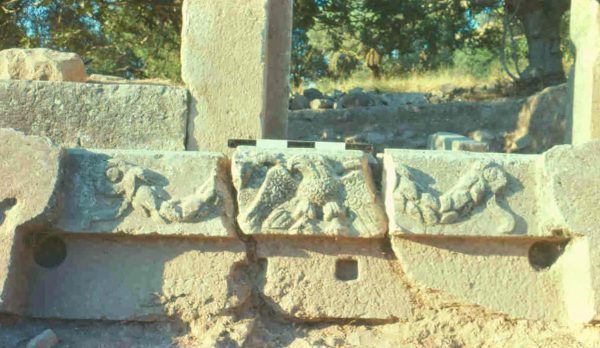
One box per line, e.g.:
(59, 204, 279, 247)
(181, 0, 293, 153)
(570, 0, 600, 144)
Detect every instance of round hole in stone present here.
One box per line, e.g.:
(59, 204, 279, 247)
(33, 235, 67, 269)
(528, 240, 568, 271)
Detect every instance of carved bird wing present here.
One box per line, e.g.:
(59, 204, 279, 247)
(340, 170, 386, 236)
(239, 164, 298, 234)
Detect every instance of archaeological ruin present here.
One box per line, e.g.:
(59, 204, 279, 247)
(0, 0, 599, 346)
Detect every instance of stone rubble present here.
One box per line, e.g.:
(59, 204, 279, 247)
(26, 329, 59, 348)
(0, 48, 87, 82)
(428, 132, 490, 152)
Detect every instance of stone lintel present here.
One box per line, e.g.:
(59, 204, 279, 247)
(232, 147, 388, 238)
(56, 149, 237, 238)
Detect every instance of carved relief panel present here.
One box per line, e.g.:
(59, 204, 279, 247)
(57, 149, 236, 237)
(232, 147, 387, 238)
(383, 149, 547, 237)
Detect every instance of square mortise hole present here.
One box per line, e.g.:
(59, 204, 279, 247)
(335, 259, 358, 281)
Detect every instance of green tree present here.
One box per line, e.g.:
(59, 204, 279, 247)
(0, 0, 182, 81)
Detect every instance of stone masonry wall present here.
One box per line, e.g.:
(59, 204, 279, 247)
(1, 129, 599, 327)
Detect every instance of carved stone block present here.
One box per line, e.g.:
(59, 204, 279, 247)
(0, 129, 62, 314)
(540, 141, 600, 319)
(232, 147, 387, 238)
(56, 149, 236, 237)
(27, 236, 249, 321)
(257, 238, 412, 321)
(0, 80, 189, 150)
(428, 132, 489, 152)
(392, 236, 594, 324)
(383, 149, 545, 237)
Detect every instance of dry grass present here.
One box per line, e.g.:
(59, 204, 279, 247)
(309, 66, 508, 95)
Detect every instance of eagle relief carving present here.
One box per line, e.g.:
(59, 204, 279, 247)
(236, 152, 387, 237)
(393, 161, 516, 234)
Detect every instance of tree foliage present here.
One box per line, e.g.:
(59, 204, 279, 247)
(1, 0, 182, 81)
(1, 0, 572, 87)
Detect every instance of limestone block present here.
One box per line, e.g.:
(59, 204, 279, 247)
(540, 141, 600, 235)
(27, 236, 249, 321)
(257, 238, 412, 321)
(539, 141, 600, 319)
(428, 132, 488, 152)
(0, 80, 188, 150)
(182, 0, 293, 152)
(56, 149, 236, 237)
(570, 0, 600, 143)
(383, 149, 543, 237)
(0, 48, 87, 82)
(0, 129, 62, 314)
(232, 147, 387, 238)
(392, 236, 594, 324)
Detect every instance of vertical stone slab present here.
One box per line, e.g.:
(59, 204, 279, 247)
(0, 129, 62, 314)
(540, 141, 600, 320)
(181, 0, 292, 152)
(570, 0, 600, 143)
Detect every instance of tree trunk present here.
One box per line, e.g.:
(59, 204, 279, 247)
(507, 0, 570, 87)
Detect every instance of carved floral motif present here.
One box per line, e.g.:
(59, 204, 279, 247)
(393, 161, 516, 233)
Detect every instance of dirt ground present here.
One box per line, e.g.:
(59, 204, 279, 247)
(2, 286, 599, 348)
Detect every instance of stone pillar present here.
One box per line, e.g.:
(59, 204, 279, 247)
(570, 0, 600, 144)
(181, 0, 293, 153)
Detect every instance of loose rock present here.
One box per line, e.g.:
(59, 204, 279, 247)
(26, 329, 58, 348)
(0, 48, 87, 82)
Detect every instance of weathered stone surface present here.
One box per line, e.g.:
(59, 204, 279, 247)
(380, 92, 429, 107)
(0, 48, 86, 82)
(392, 236, 593, 324)
(452, 139, 489, 152)
(257, 238, 412, 320)
(538, 141, 600, 319)
(182, 0, 293, 152)
(539, 141, 600, 236)
(56, 149, 236, 237)
(0, 80, 188, 150)
(570, 0, 600, 143)
(505, 84, 568, 153)
(232, 147, 387, 238)
(289, 99, 526, 152)
(28, 236, 249, 321)
(0, 129, 62, 314)
(302, 88, 324, 102)
(383, 149, 541, 237)
(309, 98, 334, 110)
(289, 94, 310, 110)
(26, 329, 59, 348)
(428, 132, 489, 152)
